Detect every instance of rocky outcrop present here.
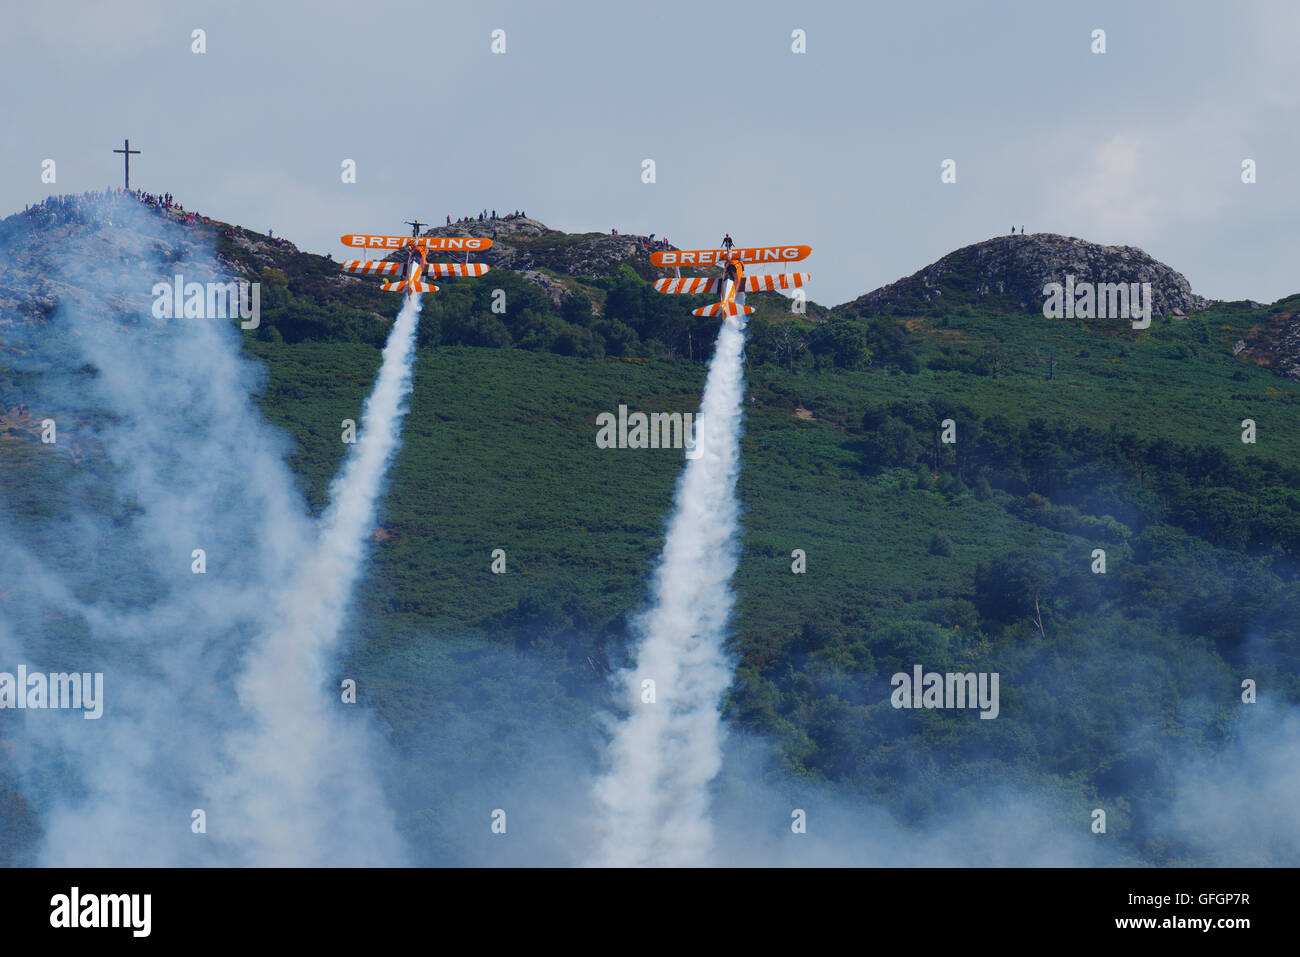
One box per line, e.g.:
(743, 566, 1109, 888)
(218, 224, 300, 274)
(1235, 300, 1300, 381)
(837, 233, 1213, 319)
(403, 218, 666, 286)
(518, 269, 568, 307)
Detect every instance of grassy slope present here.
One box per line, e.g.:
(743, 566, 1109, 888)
(250, 298, 1299, 654)
(244, 297, 1300, 861)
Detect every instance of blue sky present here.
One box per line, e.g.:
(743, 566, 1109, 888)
(2, 0, 1296, 306)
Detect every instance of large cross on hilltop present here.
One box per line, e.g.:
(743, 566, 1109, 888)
(113, 139, 140, 190)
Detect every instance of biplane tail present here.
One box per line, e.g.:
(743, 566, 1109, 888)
(691, 301, 755, 318)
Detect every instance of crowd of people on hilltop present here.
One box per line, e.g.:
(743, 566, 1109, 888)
(17, 190, 304, 253)
(20, 187, 213, 229)
(131, 188, 213, 227)
(446, 208, 529, 225)
(430, 206, 671, 249)
(22, 188, 131, 228)
(619, 228, 671, 249)
(138, 189, 178, 211)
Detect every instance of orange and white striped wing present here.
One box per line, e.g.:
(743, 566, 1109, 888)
(744, 272, 810, 292)
(380, 280, 438, 292)
(342, 260, 404, 276)
(653, 277, 720, 295)
(651, 245, 811, 267)
(422, 263, 492, 278)
(691, 302, 755, 318)
(341, 234, 494, 251)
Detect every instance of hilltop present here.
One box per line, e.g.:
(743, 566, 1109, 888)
(4, 194, 1300, 410)
(385, 216, 670, 307)
(15, 196, 1300, 379)
(838, 233, 1213, 320)
(416, 216, 650, 276)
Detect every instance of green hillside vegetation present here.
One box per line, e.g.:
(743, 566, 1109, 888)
(234, 277, 1300, 862)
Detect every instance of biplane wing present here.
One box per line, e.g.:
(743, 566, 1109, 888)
(653, 277, 720, 295)
(340, 234, 494, 252)
(650, 245, 810, 267)
(341, 261, 491, 279)
(691, 301, 755, 318)
(744, 272, 810, 292)
(421, 263, 492, 278)
(341, 260, 404, 276)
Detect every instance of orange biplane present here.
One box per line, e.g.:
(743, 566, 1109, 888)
(339, 223, 492, 297)
(650, 243, 810, 319)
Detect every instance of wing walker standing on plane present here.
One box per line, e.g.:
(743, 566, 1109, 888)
(338, 220, 493, 298)
(649, 240, 811, 321)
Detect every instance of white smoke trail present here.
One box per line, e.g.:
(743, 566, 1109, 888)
(214, 294, 422, 865)
(589, 311, 749, 867)
(12, 297, 318, 867)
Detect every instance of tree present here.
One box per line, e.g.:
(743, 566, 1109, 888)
(772, 323, 808, 373)
(603, 266, 645, 325)
(814, 318, 873, 370)
(560, 290, 593, 326)
(973, 555, 1055, 629)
